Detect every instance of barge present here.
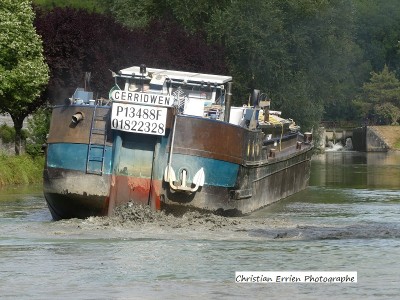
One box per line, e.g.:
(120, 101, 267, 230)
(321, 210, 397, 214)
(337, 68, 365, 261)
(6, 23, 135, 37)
(43, 65, 313, 220)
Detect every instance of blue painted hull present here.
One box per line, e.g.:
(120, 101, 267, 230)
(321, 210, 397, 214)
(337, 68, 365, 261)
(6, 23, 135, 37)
(44, 104, 312, 220)
(46, 143, 113, 174)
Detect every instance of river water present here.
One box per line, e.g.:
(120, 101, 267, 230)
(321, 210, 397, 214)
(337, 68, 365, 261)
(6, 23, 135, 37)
(1, 152, 399, 299)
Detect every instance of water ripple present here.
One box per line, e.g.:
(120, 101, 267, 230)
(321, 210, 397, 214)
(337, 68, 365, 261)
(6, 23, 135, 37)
(249, 222, 400, 240)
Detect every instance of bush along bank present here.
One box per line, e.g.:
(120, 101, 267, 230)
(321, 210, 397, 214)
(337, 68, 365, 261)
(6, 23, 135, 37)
(0, 154, 44, 186)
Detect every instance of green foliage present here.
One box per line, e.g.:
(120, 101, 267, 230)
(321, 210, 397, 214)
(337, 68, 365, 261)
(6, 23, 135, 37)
(98, 0, 157, 29)
(208, 0, 363, 131)
(166, 0, 230, 32)
(354, 0, 400, 75)
(25, 107, 50, 157)
(298, 0, 365, 122)
(362, 66, 400, 106)
(0, 0, 49, 111)
(35, 6, 227, 103)
(374, 103, 400, 125)
(209, 0, 289, 101)
(95, 0, 230, 31)
(0, 123, 15, 144)
(394, 138, 400, 150)
(0, 0, 49, 154)
(33, 0, 106, 13)
(30, 0, 400, 128)
(0, 123, 28, 145)
(0, 154, 44, 186)
(353, 65, 400, 125)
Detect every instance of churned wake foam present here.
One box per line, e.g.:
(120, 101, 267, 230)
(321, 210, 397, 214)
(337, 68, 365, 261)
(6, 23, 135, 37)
(49, 201, 400, 242)
(83, 201, 249, 232)
(49, 201, 290, 238)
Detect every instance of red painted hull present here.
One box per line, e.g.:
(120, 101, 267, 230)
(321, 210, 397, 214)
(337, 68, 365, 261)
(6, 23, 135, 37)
(43, 102, 313, 220)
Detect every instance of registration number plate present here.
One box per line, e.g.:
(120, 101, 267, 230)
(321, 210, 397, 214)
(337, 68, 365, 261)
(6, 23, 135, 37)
(111, 103, 167, 136)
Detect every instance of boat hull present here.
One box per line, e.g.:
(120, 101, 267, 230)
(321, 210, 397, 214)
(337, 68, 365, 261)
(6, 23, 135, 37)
(162, 148, 312, 215)
(43, 168, 111, 220)
(43, 104, 313, 219)
(44, 152, 311, 219)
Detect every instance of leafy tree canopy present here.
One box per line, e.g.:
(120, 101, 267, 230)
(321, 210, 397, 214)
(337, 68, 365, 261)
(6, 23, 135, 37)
(34, 7, 227, 103)
(353, 65, 400, 125)
(96, 0, 230, 31)
(0, 0, 49, 154)
(354, 0, 400, 75)
(26, 107, 51, 157)
(33, 0, 106, 13)
(98, 0, 159, 29)
(208, 0, 364, 131)
(32, 0, 400, 129)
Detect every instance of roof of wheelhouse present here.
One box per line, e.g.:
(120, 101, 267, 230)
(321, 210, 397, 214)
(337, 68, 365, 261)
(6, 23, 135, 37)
(118, 66, 232, 85)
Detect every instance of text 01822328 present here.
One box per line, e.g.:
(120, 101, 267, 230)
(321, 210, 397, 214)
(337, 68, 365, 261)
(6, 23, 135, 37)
(111, 103, 168, 136)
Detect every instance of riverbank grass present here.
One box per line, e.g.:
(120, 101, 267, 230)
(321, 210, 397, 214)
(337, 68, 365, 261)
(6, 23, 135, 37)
(0, 154, 44, 186)
(394, 139, 400, 150)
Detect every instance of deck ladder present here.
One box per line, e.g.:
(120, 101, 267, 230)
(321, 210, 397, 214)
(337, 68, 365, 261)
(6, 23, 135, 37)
(86, 105, 108, 175)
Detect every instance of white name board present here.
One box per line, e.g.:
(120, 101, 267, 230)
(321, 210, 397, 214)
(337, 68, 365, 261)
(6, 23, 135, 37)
(111, 90, 173, 107)
(111, 103, 167, 136)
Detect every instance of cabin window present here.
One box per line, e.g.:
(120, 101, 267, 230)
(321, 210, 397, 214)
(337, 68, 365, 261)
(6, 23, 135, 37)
(125, 79, 151, 92)
(128, 82, 138, 92)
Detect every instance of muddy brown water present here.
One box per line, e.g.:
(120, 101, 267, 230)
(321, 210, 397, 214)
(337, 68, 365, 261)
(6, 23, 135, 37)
(1, 152, 399, 299)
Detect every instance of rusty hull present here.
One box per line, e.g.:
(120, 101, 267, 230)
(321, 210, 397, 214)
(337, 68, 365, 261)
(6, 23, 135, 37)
(44, 105, 313, 219)
(43, 168, 111, 220)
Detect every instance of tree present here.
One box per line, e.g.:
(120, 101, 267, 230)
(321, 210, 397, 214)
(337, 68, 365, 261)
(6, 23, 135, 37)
(34, 7, 227, 104)
(290, 0, 365, 124)
(25, 107, 51, 157)
(33, 0, 106, 13)
(208, 0, 290, 104)
(0, 0, 49, 155)
(354, 0, 400, 76)
(98, 0, 159, 29)
(97, 0, 230, 32)
(34, 7, 137, 103)
(208, 0, 363, 131)
(374, 102, 400, 125)
(353, 65, 400, 125)
(164, 0, 230, 32)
